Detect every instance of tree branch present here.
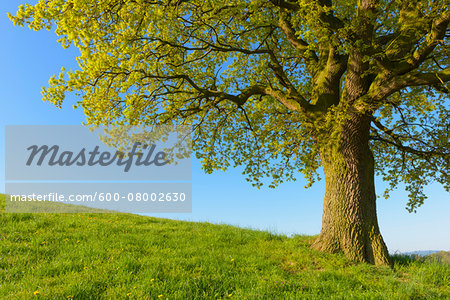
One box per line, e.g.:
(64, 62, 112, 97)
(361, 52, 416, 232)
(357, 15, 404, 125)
(151, 73, 311, 112)
(265, 47, 310, 105)
(263, 87, 310, 111)
(278, 15, 318, 73)
(268, 0, 299, 11)
(357, 0, 378, 40)
(370, 118, 443, 158)
(397, 11, 450, 75)
(316, 0, 345, 31)
(369, 68, 450, 103)
(341, 0, 378, 104)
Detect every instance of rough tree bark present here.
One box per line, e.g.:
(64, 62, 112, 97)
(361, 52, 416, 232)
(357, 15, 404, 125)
(311, 111, 391, 266)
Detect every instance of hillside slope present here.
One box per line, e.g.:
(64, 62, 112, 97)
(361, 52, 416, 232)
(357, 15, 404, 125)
(0, 194, 449, 299)
(426, 251, 450, 264)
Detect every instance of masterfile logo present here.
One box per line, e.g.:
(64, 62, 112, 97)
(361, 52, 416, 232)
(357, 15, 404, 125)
(5, 125, 192, 213)
(25, 142, 170, 172)
(6, 125, 192, 181)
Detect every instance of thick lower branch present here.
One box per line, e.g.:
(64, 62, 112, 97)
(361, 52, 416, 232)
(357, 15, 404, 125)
(399, 12, 450, 75)
(368, 68, 450, 104)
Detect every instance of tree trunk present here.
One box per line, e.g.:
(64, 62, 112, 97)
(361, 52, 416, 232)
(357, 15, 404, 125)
(311, 112, 391, 266)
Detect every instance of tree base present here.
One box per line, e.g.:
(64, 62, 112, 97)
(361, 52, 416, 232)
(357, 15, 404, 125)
(311, 231, 392, 266)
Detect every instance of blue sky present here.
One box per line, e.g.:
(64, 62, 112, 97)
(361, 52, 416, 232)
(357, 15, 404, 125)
(1, 1, 449, 253)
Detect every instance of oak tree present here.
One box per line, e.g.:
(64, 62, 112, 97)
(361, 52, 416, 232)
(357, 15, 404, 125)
(10, 0, 449, 265)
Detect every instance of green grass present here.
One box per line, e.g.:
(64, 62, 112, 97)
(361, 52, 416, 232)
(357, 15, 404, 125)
(0, 194, 448, 299)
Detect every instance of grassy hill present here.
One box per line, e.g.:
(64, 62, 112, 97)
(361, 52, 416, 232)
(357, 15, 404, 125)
(0, 194, 449, 299)
(426, 252, 450, 265)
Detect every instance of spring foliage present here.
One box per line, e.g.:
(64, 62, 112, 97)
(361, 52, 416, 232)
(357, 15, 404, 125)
(9, 0, 449, 211)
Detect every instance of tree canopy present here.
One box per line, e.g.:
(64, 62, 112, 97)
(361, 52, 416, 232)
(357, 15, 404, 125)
(10, 0, 449, 212)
